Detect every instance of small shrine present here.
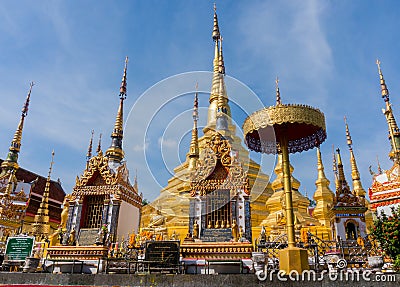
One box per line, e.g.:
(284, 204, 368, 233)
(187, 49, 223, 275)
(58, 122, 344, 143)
(139, 5, 273, 242)
(46, 58, 142, 273)
(189, 133, 251, 243)
(331, 148, 367, 240)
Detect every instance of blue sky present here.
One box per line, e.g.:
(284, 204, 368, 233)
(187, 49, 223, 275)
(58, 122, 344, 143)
(1, 1, 400, 202)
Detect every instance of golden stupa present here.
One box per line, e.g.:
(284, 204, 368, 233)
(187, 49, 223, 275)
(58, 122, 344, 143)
(140, 6, 273, 241)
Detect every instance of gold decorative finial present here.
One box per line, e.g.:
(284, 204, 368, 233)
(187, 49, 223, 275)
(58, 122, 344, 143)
(120, 56, 128, 98)
(218, 37, 225, 75)
(276, 77, 281, 105)
(48, 150, 55, 178)
(87, 130, 94, 160)
(316, 147, 326, 179)
(376, 59, 389, 101)
(188, 84, 200, 169)
(344, 116, 352, 148)
(193, 83, 199, 121)
(97, 133, 103, 155)
(332, 145, 338, 174)
(212, 3, 220, 40)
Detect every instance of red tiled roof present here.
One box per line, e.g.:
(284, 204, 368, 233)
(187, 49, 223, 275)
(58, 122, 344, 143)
(0, 159, 66, 222)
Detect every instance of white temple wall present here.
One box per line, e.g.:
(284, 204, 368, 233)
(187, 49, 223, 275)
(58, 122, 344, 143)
(116, 201, 140, 239)
(377, 203, 400, 216)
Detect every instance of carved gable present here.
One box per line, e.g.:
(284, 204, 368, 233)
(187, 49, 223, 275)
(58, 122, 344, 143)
(191, 132, 249, 196)
(75, 155, 118, 187)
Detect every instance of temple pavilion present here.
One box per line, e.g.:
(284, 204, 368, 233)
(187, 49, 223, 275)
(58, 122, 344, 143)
(64, 57, 142, 245)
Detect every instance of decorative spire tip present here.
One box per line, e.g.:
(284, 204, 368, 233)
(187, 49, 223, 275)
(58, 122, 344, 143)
(376, 59, 390, 101)
(344, 116, 353, 148)
(97, 133, 103, 154)
(275, 77, 281, 105)
(119, 56, 128, 99)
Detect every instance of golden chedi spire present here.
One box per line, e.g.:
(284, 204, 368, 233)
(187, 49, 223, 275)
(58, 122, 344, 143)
(33, 150, 55, 240)
(1, 82, 34, 177)
(188, 84, 200, 170)
(344, 117, 366, 198)
(332, 145, 340, 191)
(97, 133, 103, 156)
(313, 147, 334, 227)
(106, 57, 128, 163)
(216, 72, 230, 135)
(218, 37, 225, 75)
(86, 130, 94, 168)
(271, 153, 300, 192)
(335, 148, 351, 195)
(205, 4, 232, 133)
(377, 59, 400, 162)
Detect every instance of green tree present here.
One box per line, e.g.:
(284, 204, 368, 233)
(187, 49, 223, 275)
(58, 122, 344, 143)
(372, 206, 400, 271)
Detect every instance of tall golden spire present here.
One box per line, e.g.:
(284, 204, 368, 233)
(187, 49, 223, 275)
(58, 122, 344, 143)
(344, 117, 366, 198)
(33, 150, 54, 239)
(87, 130, 94, 162)
(97, 133, 103, 156)
(313, 147, 334, 227)
(335, 148, 351, 195)
(106, 57, 128, 163)
(276, 77, 281, 105)
(218, 37, 225, 75)
(376, 59, 400, 162)
(212, 3, 220, 41)
(0, 82, 34, 176)
(188, 84, 200, 170)
(332, 145, 339, 190)
(205, 4, 231, 133)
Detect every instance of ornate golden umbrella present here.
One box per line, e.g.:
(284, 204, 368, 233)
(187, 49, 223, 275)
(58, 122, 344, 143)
(243, 81, 326, 273)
